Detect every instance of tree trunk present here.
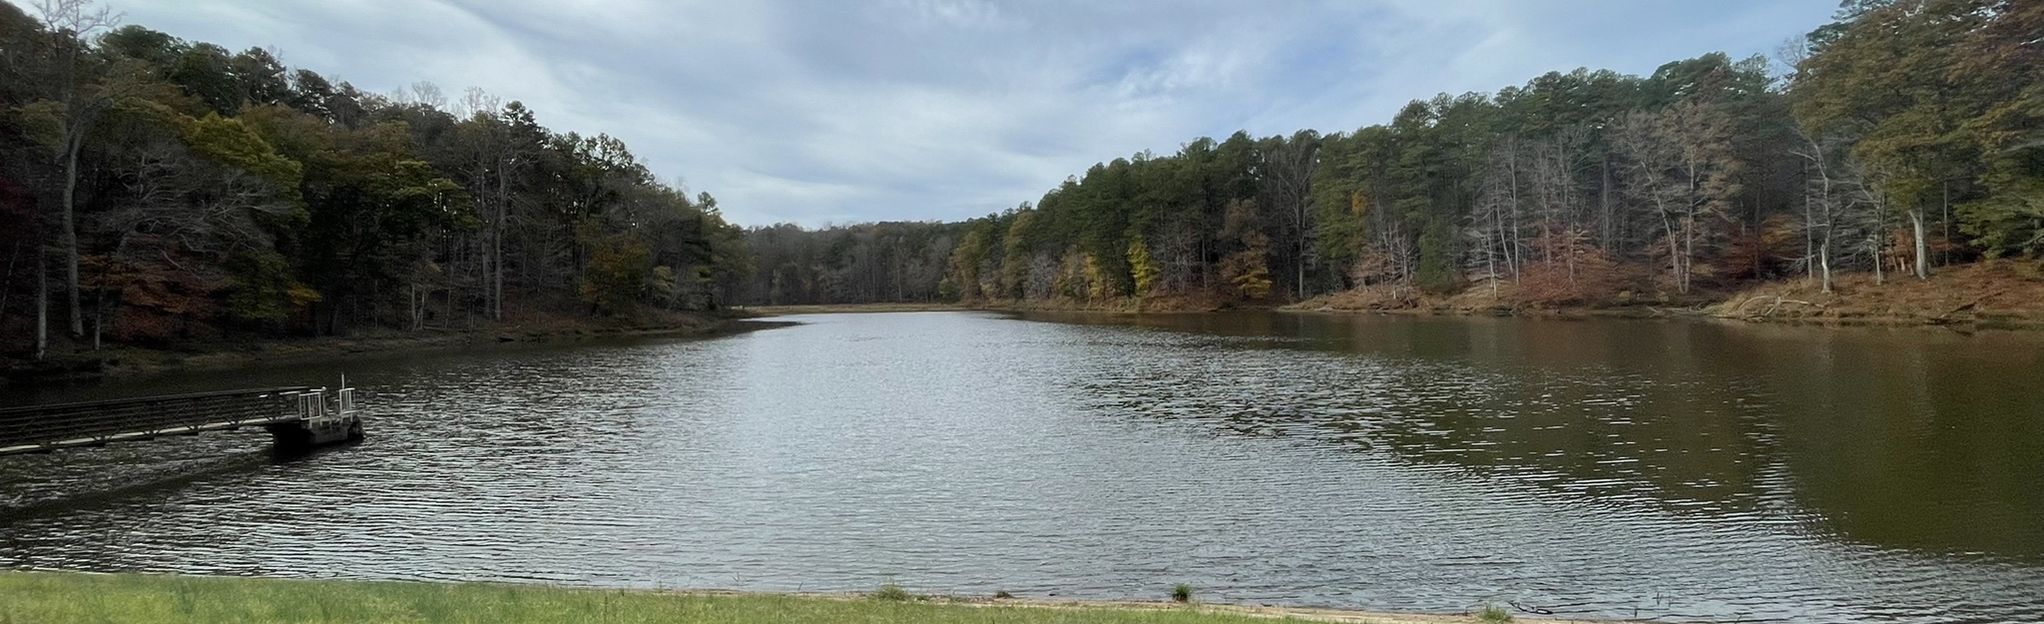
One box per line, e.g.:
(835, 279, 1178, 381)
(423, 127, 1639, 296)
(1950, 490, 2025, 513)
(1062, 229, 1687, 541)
(61, 139, 83, 338)
(1599, 158, 1614, 249)
(1507, 155, 1523, 278)
(91, 287, 117, 351)
(1819, 233, 1833, 294)
(1940, 181, 1951, 267)
(1680, 216, 1695, 294)
(1802, 172, 1815, 283)
(448, 271, 459, 327)
(0, 240, 18, 324)
(1485, 232, 1499, 299)
(1660, 210, 1683, 295)
(1872, 230, 1885, 286)
(493, 169, 507, 321)
(1295, 251, 1305, 300)
(35, 249, 48, 361)
(1909, 209, 1929, 280)
(91, 287, 104, 351)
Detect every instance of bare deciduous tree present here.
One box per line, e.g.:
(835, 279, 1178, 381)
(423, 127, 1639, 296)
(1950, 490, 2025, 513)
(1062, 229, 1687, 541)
(30, 0, 119, 342)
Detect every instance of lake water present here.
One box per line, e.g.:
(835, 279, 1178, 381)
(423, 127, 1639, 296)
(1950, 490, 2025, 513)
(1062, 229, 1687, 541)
(3, 311, 2042, 623)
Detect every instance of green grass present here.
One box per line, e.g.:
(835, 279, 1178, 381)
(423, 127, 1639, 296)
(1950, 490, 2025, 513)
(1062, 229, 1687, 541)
(0, 572, 1325, 624)
(1170, 583, 1193, 603)
(1477, 603, 1514, 623)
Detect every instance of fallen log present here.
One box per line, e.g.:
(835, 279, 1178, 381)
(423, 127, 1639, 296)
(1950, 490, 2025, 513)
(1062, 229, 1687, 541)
(1930, 290, 2004, 324)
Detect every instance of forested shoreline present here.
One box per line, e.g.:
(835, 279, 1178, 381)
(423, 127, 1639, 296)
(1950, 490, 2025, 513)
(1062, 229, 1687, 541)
(748, 0, 2041, 315)
(5, 0, 2041, 368)
(1, 0, 747, 365)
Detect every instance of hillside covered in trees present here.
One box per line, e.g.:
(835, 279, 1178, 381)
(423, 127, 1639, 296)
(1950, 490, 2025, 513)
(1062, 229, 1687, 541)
(1, 0, 747, 362)
(6, 0, 2039, 364)
(750, 0, 2040, 313)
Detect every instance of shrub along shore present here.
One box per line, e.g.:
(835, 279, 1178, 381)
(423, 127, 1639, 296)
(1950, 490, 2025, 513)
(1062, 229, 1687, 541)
(0, 572, 1591, 624)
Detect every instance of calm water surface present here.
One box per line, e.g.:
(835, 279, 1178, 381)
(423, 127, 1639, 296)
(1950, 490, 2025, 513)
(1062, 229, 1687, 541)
(3, 312, 2042, 623)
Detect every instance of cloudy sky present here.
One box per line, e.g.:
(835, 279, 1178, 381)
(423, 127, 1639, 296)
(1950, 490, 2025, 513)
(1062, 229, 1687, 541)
(91, 0, 1835, 227)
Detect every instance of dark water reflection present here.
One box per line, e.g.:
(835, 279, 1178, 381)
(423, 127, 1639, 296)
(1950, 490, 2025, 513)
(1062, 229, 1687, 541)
(2, 312, 2041, 623)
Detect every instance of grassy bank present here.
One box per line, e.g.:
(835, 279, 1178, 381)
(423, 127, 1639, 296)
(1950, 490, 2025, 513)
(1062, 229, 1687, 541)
(0, 573, 1578, 624)
(1, 311, 781, 387)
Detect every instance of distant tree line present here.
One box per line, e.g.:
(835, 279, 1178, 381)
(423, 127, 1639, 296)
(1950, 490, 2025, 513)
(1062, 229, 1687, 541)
(924, 0, 2038, 308)
(736, 222, 961, 305)
(1, 1, 745, 360)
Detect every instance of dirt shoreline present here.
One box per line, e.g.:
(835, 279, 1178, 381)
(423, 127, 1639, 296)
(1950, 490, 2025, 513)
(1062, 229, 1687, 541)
(751, 297, 2034, 330)
(920, 262, 2044, 331)
(2, 315, 790, 387)
(1278, 300, 2044, 330)
(1286, 263, 2044, 331)
(16, 263, 2036, 385)
(738, 302, 969, 315)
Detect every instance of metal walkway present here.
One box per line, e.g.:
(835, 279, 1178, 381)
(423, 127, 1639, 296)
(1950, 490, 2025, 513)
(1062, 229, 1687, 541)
(0, 385, 361, 456)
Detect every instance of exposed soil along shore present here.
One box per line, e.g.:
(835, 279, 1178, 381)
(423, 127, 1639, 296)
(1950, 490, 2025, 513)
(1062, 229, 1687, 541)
(745, 260, 2044, 331)
(741, 297, 1232, 316)
(1703, 261, 2044, 329)
(870, 259, 2044, 330)
(13, 261, 2037, 386)
(0, 312, 787, 388)
(0, 572, 1605, 624)
(1285, 260, 2044, 330)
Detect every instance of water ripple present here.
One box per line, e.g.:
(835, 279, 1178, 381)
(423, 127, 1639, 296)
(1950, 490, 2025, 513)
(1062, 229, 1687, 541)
(3, 312, 2042, 623)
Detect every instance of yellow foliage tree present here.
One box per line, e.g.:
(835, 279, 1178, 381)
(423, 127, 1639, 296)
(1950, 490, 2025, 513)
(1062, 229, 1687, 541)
(1082, 253, 1113, 302)
(1220, 199, 1275, 301)
(1224, 252, 1274, 300)
(1126, 238, 1160, 297)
